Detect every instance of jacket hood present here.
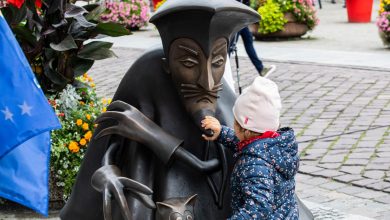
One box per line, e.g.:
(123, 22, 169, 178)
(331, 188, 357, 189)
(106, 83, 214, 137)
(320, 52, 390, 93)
(243, 127, 299, 179)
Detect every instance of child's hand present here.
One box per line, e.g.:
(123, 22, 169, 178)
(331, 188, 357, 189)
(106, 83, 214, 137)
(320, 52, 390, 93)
(201, 116, 221, 141)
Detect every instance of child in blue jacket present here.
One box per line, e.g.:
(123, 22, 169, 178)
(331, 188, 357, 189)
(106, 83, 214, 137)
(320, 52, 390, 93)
(202, 76, 299, 220)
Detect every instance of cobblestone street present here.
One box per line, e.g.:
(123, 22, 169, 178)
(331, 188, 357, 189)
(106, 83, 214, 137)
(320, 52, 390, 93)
(89, 48, 390, 219)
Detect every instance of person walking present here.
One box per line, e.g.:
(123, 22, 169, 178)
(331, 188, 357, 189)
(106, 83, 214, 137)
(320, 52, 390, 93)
(231, 0, 276, 77)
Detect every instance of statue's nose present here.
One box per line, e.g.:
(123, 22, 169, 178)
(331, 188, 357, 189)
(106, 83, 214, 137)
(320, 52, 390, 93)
(197, 64, 214, 91)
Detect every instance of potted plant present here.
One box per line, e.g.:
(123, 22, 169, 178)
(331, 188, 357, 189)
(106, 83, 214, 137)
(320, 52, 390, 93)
(377, 0, 390, 47)
(1, 0, 128, 203)
(249, 0, 319, 40)
(100, 0, 150, 30)
(346, 0, 374, 23)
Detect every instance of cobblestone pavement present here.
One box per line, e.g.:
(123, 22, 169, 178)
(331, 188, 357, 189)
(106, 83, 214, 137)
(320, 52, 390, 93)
(88, 48, 390, 219)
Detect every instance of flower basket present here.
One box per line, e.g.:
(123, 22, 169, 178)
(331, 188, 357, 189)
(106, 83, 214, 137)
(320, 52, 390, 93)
(379, 30, 390, 48)
(252, 12, 309, 40)
(346, 0, 374, 23)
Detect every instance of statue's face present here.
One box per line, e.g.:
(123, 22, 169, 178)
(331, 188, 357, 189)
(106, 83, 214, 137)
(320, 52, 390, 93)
(168, 37, 227, 134)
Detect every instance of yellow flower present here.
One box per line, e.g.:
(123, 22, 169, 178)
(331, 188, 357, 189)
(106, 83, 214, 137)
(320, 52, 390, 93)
(68, 141, 80, 153)
(107, 98, 112, 104)
(102, 98, 107, 104)
(102, 107, 107, 112)
(83, 73, 89, 78)
(86, 114, 91, 120)
(84, 131, 93, 141)
(90, 83, 95, 88)
(89, 102, 94, 107)
(82, 123, 89, 131)
(76, 119, 83, 126)
(79, 138, 87, 146)
(79, 101, 85, 105)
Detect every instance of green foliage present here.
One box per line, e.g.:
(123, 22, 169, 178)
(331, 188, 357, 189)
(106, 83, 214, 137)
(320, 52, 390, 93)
(258, 0, 287, 34)
(1, 1, 130, 94)
(49, 74, 109, 199)
(253, 0, 319, 34)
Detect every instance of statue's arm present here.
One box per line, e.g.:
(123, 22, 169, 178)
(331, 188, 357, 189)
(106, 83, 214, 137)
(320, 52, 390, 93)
(95, 100, 221, 173)
(91, 140, 156, 220)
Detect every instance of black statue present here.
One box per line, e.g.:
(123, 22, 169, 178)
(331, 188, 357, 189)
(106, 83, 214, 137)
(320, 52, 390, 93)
(60, 0, 259, 219)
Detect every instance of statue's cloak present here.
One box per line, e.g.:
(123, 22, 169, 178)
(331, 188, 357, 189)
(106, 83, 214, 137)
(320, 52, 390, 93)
(60, 47, 236, 219)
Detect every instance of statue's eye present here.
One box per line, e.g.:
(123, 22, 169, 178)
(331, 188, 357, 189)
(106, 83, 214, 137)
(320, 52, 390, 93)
(180, 57, 198, 68)
(212, 55, 224, 67)
(186, 215, 193, 220)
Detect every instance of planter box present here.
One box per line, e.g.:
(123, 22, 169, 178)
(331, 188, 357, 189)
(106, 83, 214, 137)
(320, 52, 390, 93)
(251, 13, 308, 40)
(379, 30, 390, 48)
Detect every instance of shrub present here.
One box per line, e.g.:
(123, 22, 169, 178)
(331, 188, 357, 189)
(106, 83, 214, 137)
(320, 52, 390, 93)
(258, 0, 287, 34)
(253, 0, 319, 34)
(377, 0, 390, 47)
(101, 0, 150, 29)
(49, 74, 109, 199)
(1, 0, 130, 94)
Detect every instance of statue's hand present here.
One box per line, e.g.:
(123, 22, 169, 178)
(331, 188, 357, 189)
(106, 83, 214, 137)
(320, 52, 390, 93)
(94, 100, 159, 143)
(91, 165, 155, 220)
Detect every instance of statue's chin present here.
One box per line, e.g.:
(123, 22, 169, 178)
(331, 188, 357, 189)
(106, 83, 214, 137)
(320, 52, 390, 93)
(192, 109, 216, 136)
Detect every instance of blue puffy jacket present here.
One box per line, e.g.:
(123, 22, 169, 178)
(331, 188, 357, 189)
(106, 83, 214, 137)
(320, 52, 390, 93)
(218, 126, 299, 220)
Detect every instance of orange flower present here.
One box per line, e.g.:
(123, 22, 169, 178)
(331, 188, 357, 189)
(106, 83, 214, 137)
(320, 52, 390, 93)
(86, 114, 91, 120)
(90, 83, 95, 88)
(68, 141, 79, 153)
(76, 119, 83, 126)
(79, 138, 87, 146)
(84, 131, 93, 141)
(79, 101, 85, 105)
(82, 123, 89, 131)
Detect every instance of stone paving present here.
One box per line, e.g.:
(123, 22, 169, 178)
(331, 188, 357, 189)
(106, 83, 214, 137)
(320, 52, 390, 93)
(88, 47, 390, 219)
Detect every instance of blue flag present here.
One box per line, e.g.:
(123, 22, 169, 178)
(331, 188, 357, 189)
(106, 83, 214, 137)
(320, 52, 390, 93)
(0, 15, 61, 215)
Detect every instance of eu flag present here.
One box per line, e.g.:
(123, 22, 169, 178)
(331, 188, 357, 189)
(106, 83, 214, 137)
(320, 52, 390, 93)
(0, 15, 61, 215)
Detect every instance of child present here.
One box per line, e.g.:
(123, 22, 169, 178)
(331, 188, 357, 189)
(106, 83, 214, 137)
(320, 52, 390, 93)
(202, 76, 299, 220)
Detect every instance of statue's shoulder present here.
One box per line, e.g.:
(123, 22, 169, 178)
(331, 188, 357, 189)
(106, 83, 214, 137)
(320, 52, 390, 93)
(128, 47, 165, 76)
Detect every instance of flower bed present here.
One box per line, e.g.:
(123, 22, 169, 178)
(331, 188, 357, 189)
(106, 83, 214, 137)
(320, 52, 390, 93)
(251, 0, 319, 37)
(377, 0, 390, 47)
(49, 74, 109, 200)
(101, 0, 150, 30)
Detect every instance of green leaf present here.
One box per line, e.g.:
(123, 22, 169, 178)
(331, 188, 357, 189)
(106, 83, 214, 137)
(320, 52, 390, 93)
(78, 41, 116, 60)
(85, 5, 105, 21)
(1, 4, 27, 26)
(43, 58, 69, 86)
(65, 4, 88, 18)
(71, 57, 95, 77)
(12, 25, 37, 46)
(94, 22, 131, 37)
(82, 4, 100, 12)
(50, 35, 78, 51)
(73, 14, 96, 29)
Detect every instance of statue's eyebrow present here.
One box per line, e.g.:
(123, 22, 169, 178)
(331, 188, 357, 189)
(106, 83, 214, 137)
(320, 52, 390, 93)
(212, 42, 227, 55)
(178, 45, 199, 56)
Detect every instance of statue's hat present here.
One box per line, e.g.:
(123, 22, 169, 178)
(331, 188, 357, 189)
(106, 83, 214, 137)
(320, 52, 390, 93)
(149, 0, 260, 56)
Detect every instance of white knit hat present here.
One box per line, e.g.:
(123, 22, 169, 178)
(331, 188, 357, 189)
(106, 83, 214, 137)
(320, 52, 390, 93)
(233, 76, 282, 133)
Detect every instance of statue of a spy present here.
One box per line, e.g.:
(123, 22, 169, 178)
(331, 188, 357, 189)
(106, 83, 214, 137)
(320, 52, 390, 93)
(60, 0, 260, 219)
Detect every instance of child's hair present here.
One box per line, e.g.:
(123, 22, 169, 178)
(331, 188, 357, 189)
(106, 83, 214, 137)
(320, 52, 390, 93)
(234, 120, 262, 139)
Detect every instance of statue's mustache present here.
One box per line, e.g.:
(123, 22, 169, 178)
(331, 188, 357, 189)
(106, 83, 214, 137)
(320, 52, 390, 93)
(180, 83, 223, 102)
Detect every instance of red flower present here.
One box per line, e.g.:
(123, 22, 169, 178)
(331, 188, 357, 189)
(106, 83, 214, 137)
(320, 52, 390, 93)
(7, 0, 24, 8)
(35, 0, 41, 8)
(7, 0, 42, 9)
